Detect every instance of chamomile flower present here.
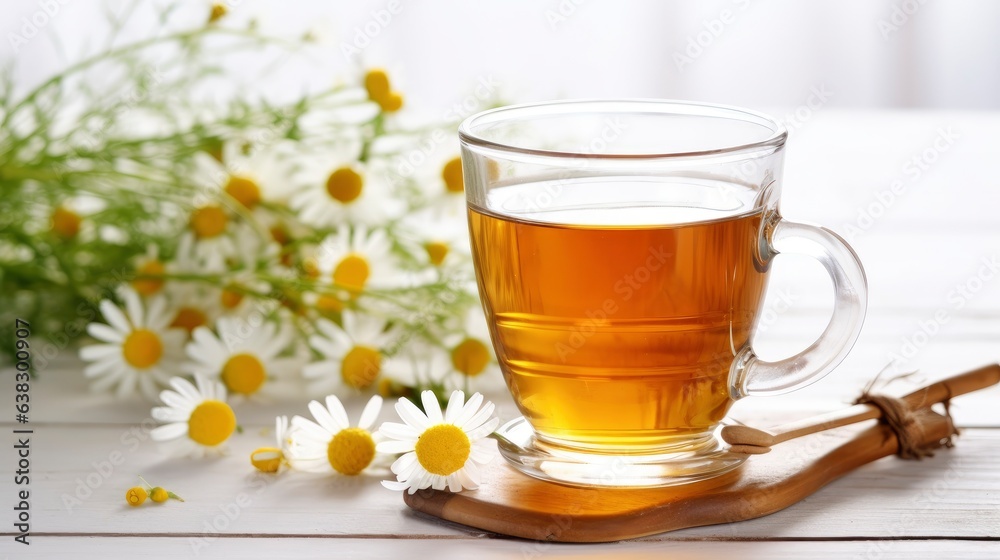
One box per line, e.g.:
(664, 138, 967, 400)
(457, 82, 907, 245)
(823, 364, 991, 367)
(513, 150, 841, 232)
(251, 415, 293, 473)
(303, 312, 396, 395)
(290, 161, 398, 227)
(399, 208, 471, 269)
(309, 225, 402, 312)
(194, 141, 297, 209)
(165, 282, 221, 337)
(186, 317, 298, 402)
(46, 196, 103, 242)
(378, 390, 499, 494)
(381, 342, 454, 393)
(444, 308, 499, 380)
(131, 245, 169, 297)
(414, 152, 466, 219)
(176, 204, 238, 272)
(80, 287, 185, 400)
(288, 394, 386, 476)
(150, 375, 237, 457)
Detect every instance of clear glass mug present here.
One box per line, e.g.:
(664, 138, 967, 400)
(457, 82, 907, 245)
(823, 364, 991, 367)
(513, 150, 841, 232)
(459, 100, 867, 487)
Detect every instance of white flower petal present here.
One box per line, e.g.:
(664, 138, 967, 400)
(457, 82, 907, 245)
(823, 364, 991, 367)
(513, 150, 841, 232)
(376, 440, 416, 454)
(115, 372, 138, 399)
(452, 392, 484, 428)
(87, 323, 124, 343)
(395, 397, 431, 430)
(170, 377, 201, 401)
(466, 416, 501, 441)
(80, 344, 121, 362)
(378, 421, 420, 441)
(381, 480, 411, 492)
(444, 390, 465, 424)
(307, 400, 344, 433)
(89, 367, 128, 391)
(358, 395, 383, 430)
(460, 399, 495, 432)
(325, 395, 352, 428)
(84, 358, 122, 378)
(145, 295, 171, 331)
(151, 422, 188, 441)
(421, 391, 443, 424)
(99, 300, 131, 334)
(160, 390, 195, 411)
(123, 288, 144, 327)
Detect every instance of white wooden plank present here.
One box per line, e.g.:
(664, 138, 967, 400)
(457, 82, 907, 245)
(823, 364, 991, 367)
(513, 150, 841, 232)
(7, 536, 997, 560)
(2, 423, 996, 540)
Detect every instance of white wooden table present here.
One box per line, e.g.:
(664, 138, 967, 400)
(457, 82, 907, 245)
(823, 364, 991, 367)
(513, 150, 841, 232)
(3, 111, 999, 558)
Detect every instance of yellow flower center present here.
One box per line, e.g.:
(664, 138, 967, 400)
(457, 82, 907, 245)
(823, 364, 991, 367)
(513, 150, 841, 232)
(208, 3, 227, 23)
(170, 306, 208, 335)
(132, 260, 166, 296)
(333, 253, 370, 295)
(415, 424, 471, 476)
(341, 345, 381, 390)
(221, 353, 266, 395)
(327, 427, 376, 475)
(325, 167, 364, 204)
(190, 205, 228, 239)
(269, 225, 290, 246)
(251, 447, 284, 473)
(451, 338, 491, 377)
(376, 92, 403, 112)
(315, 295, 345, 314)
(187, 400, 236, 446)
(224, 175, 262, 209)
(363, 69, 404, 112)
(122, 329, 163, 369)
(51, 206, 82, 240)
(442, 157, 464, 193)
(424, 241, 450, 267)
(220, 287, 244, 310)
(364, 69, 391, 101)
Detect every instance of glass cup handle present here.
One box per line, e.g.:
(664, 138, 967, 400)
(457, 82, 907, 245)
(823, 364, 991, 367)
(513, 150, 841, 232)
(729, 217, 868, 399)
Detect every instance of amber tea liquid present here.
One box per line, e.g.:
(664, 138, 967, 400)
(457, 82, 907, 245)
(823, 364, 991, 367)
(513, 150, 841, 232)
(469, 178, 769, 453)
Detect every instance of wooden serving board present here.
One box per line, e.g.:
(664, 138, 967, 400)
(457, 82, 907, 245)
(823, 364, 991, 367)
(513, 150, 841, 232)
(403, 409, 956, 542)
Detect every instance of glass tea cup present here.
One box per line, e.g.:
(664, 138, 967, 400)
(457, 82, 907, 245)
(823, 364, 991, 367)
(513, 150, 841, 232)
(460, 100, 867, 487)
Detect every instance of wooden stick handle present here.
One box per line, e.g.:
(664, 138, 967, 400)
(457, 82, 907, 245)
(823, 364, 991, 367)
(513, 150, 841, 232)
(722, 363, 1000, 452)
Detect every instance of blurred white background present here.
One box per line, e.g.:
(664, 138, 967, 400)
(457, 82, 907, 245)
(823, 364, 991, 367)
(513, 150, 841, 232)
(4, 0, 1000, 113)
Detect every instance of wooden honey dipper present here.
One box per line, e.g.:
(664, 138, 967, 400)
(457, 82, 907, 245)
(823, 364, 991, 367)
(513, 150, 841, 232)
(722, 364, 1000, 455)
